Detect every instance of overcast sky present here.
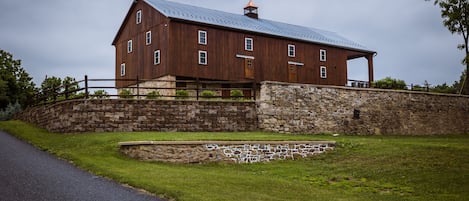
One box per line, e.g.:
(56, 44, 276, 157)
(0, 0, 465, 87)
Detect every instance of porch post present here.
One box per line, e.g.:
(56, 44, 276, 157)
(366, 54, 374, 86)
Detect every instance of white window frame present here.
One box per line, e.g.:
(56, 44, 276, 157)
(127, 40, 132, 53)
(288, 44, 296, 57)
(320, 66, 327, 79)
(198, 50, 207, 65)
(154, 50, 160, 65)
(120, 63, 126, 77)
(136, 10, 142, 24)
(245, 37, 253, 51)
(146, 31, 152, 45)
(320, 49, 327, 61)
(198, 30, 207, 45)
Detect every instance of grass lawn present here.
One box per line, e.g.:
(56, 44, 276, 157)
(1, 120, 468, 201)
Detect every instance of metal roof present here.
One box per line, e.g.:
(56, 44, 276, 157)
(144, 0, 374, 53)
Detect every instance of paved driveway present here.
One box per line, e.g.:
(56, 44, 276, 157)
(0, 131, 166, 201)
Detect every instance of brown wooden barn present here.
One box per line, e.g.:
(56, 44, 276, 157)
(112, 0, 376, 93)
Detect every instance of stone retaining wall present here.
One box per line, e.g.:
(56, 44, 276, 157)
(258, 81, 469, 135)
(15, 99, 257, 133)
(119, 141, 335, 164)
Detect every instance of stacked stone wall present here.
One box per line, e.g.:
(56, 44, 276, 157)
(119, 141, 335, 164)
(257, 81, 469, 135)
(16, 99, 257, 133)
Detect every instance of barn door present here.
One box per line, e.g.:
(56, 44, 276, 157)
(244, 58, 254, 79)
(288, 64, 298, 83)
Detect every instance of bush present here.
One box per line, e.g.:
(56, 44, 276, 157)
(146, 90, 161, 99)
(119, 89, 133, 99)
(201, 90, 215, 98)
(0, 101, 22, 121)
(230, 90, 244, 100)
(92, 90, 110, 99)
(372, 77, 407, 90)
(176, 90, 189, 99)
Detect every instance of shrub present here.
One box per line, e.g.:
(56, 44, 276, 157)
(119, 89, 133, 99)
(201, 90, 215, 98)
(176, 90, 189, 99)
(372, 77, 407, 90)
(146, 90, 161, 99)
(92, 90, 110, 99)
(0, 101, 22, 121)
(230, 90, 244, 100)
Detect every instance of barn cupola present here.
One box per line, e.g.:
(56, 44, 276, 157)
(244, 0, 259, 19)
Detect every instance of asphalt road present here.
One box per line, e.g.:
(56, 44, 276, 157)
(0, 131, 166, 201)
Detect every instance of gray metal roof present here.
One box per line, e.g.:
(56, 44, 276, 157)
(144, 0, 374, 53)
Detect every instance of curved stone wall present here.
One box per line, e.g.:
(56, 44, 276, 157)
(119, 141, 336, 164)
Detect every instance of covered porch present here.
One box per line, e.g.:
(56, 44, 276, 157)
(345, 49, 376, 88)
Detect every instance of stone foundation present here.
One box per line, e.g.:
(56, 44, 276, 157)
(119, 141, 335, 164)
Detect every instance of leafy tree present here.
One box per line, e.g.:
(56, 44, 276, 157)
(0, 49, 36, 109)
(431, 83, 458, 94)
(40, 76, 62, 102)
(372, 77, 408, 90)
(429, 0, 469, 94)
(62, 76, 80, 98)
(453, 69, 468, 94)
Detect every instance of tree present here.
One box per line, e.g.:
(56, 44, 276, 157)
(453, 69, 468, 94)
(40, 76, 62, 102)
(372, 77, 408, 90)
(429, 0, 469, 94)
(0, 49, 36, 109)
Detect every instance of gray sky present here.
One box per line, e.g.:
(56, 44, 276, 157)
(0, 0, 465, 87)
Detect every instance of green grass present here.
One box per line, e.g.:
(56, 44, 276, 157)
(1, 120, 468, 201)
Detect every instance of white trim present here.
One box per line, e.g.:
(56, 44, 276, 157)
(120, 63, 126, 77)
(320, 49, 327, 61)
(236, 54, 255, 59)
(288, 61, 304, 66)
(127, 40, 132, 53)
(198, 30, 207, 45)
(245, 37, 253, 51)
(154, 50, 160, 65)
(136, 10, 142, 24)
(288, 44, 296, 57)
(146, 31, 152, 45)
(198, 50, 207, 65)
(320, 66, 327, 79)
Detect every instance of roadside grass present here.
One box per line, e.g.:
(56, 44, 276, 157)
(0, 120, 468, 201)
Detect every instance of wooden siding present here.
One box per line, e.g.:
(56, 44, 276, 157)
(114, 1, 170, 88)
(114, 1, 372, 87)
(167, 21, 355, 85)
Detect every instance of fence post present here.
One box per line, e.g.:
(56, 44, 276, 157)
(65, 84, 69, 100)
(84, 75, 89, 99)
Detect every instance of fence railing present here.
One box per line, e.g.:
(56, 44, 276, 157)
(34, 75, 257, 105)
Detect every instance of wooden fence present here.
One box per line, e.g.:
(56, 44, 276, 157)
(34, 75, 257, 105)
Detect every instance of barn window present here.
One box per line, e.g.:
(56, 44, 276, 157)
(198, 30, 207, 45)
(154, 50, 160, 65)
(120, 63, 126, 77)
(320, 66, 327, 79)
(136, 10, 142, 24)
(288, 44, 295, 57)
(127, 40, 132, 53)
(146, 31, 151, 45)
(198, 50, 207, 65)
(320, 49, 327, 61)
(245, 38, 253, 51)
